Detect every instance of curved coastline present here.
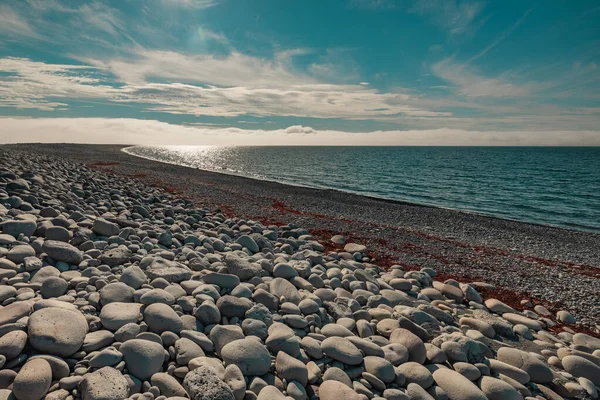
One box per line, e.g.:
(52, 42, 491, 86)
(122, 145, 600, 234)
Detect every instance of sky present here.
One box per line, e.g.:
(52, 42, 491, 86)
(0, 0, 599, 145)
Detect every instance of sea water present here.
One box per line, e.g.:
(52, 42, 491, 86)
(124, 146, 600, 232)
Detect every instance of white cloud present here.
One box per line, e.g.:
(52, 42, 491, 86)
(284, 125, 316, 134)
(0, 5, 40, 39)
(1, 117, 599, 146)
(307, 48, 361, 84)
(431, 58, 543, 98)
(76, 2, 124, 38)
(1, 57, 599, 131)
(161, 0, 220, 8)
(85, 50, 317, 88)
(0, 57, 115, 110)
(125, 82, 451, 119)
(0, 57, 448, 120)
(198, 28, 228, 45)
(409, 0, 485, 35)
(348, 0, 399, 10)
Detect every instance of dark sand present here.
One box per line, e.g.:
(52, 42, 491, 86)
(4, 143, 599, 327)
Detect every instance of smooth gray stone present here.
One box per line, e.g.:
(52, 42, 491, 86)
(432, 369, 487, 400)
(99, 302, 142, 331)
(13, 359, 52, 400)
(145, 258, 192, 283)
(224, 254, 261, 280)
(275, 351, 308, 386)
(0, 331, 27, 360)
(120, 339, 165, 381)
(1, 220, 36, 237)
(321, 337, 363, 365)
(28, 307, 88, 357)
(151, 372, 187, 398)
(144, 303, 184, 334)
(221, 338, 271, 376)
(42, 240, 83, 264)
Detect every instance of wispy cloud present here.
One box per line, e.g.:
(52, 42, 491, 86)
(0, 57, 115, 110)
(83, 50, 317, 87)
(307, 48, 361, 83)
(76, 2, 124, 38)
(349, 0, 485, 35)
(128, 82, 451, 119)
(0, 5, 41, 39)
(467, 8, 534, 63)
(2, 56, 599, 131)
(431, 57, 544, 97)
(161, 0, 220, 9)
(348, 0, 399, 10)
(409, 0, 485, 35)
(0, 57, 449, 120)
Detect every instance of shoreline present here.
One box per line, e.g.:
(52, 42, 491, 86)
(3, 143, 600, 328)
(122, 145, 600, 234)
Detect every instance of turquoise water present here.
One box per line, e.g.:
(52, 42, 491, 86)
(124, 146, 600, 232)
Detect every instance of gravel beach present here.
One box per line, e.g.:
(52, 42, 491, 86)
(7, 144, 600, 325)
(0, 143, 599, 400)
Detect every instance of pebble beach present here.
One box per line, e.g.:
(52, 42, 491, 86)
(0, 143, 599, 400)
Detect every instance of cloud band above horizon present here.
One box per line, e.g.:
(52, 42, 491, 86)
(2, 117, 598, 146)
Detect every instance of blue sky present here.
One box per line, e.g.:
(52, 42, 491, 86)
(0, 0, 599, 144)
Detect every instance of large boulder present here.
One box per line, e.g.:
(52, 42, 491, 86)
(319, 380, 364, 400)
(389, 328, 426, 364)
(479, 376, 523, 400)
(221, 338, 271, 376)
(224, 254, 261, 281)
(151, 373, 187, 398)
(92, 219, 120, 237)
(183, 365, 235, 400)
(28, 308, 88, 357)
(1, 220, 36, 237)
(144, 303, 184, 334)
(321, 337, 363, 365)
(573, 333, 600, 351)
(145, 258, 192, 283)
(0, 301, 34, 326)
(562, 355, 600, 386)
(216, 296, 253, 319)
(99, 282, 134, 305)
(0, 330, 28, 360)
(99, 302, 142, 331)
(120, 339, 165, 381)
(98, 247, 131, 266)
(432, 368, 487, 400)
(42, 240, 83, 265)
(235, 235, 259, 253)
(497, 348, 553, 383)
(12, 359, 52, 400)
(80, 367, 130, 400)
(270, 278, 301, 304)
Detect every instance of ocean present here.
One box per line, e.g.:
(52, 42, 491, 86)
(124, 146, 600, 232)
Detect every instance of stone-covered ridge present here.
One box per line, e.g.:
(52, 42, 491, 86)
(0, 152, 597, 400)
